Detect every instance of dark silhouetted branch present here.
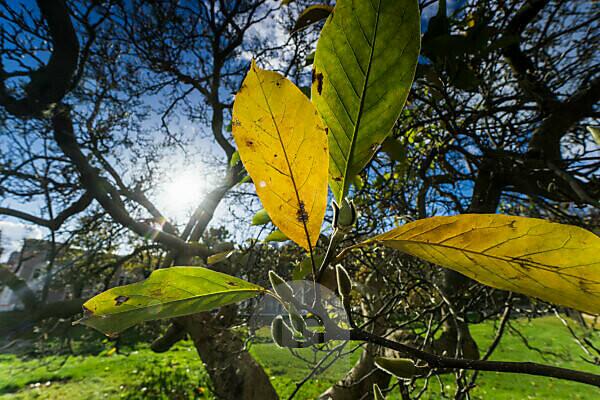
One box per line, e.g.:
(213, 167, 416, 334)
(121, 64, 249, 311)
(349, 329, 600, 388)
(0, 0, 79, 117)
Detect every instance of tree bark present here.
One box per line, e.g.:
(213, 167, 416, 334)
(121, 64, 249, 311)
(320, 273, 391, 400)
(0, 298, 85, 336)
(0, 0, 79, 117)
(319, 342, 390, 400)
(178, 307, 279, 400)
(436, 160, 503, 360)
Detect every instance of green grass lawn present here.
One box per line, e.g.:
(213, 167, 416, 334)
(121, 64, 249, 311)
(0, 316, 598, 399)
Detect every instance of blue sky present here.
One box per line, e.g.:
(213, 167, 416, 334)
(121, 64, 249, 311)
(0, 0, 464, 260)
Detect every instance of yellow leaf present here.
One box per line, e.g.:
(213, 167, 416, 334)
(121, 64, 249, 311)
(363, 214, 600, 314)
(264, 229, 289, 243)
(232, 61, 328, 250)
(587, 126, 600, 146)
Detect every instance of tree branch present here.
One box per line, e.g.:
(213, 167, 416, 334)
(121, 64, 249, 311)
(501, 0, 557, 112)
(0, 192, 92, 230)
(350, 329, 600, 387)
(0, 0, 79, 117)
(0, 298, 85, 336)
(527, 76, 600, 160)
(51, 106, 210, 257)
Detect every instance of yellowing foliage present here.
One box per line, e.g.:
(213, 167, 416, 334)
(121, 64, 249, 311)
(364, 214, 600, 314)
(232, 61, 328, 250)
(78, 267, 265, 336)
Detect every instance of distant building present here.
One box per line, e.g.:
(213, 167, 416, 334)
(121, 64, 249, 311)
(0, 239, 143, 312)
(0, 239, 60, 311)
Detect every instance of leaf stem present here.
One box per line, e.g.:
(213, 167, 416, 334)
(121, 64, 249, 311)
(316, 228, 344, 281)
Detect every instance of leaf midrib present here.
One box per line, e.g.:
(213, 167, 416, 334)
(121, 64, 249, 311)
(88, 287, 264, 320)
(340, 0, 383, 201)
(383, 238, 600, 283)
(254, 66, 314, 249)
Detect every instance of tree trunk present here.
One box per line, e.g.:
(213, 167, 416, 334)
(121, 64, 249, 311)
(320, 272, 391, 400)
(320, 342, 390, 400)
(436, 161, 503, 359)
(179, 306, 279, 400)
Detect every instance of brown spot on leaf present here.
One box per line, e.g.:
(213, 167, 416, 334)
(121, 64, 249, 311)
(246, 139, 254, 147)
(517, 262, 530, 271)
(296, 201, 309, 223)
(333, 176, 343, 182)
(325, 127, 329, 135)
(315, 73, 324, 95)
(114, 295, 129, 306)
(227, 281, 238, 286)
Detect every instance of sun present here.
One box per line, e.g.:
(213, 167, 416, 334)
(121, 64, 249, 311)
(156, 166, 208, 222)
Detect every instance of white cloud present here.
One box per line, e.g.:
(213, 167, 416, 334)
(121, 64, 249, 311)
(241, 2, 291, 70)
(0, 220, 45, 261)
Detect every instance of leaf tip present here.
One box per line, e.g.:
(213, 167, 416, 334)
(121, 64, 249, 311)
(250, 58, 260, 74)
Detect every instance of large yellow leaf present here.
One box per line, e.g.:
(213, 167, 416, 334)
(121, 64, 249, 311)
(363, 214, 600, 314)
(232, 61, 328, 250)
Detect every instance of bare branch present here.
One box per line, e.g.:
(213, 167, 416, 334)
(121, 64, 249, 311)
(0, 0, 79, 117)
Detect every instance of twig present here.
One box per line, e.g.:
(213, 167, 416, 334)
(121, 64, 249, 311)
(349, 329, 600, 387)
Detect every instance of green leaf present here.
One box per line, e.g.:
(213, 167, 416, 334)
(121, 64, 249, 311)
(380, 137, 406, 162)
(292, 5, 334, 34)
(292, 254, 325, 280)
(312, 0, 420, 202)
(77, 267, 265, 336)
(374, 357, 419, 379)
(373, 384, 385, 400)
(361, 214, 600, 314)
(252, 208, 272, 226)
(238, 175, 252, 185)
(207, 250, 235, 265)
(352, 174, 364, 191)
(229, 150, 240, 167)
(265, 229, 290, 243)
(305, 51, 315, 66)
